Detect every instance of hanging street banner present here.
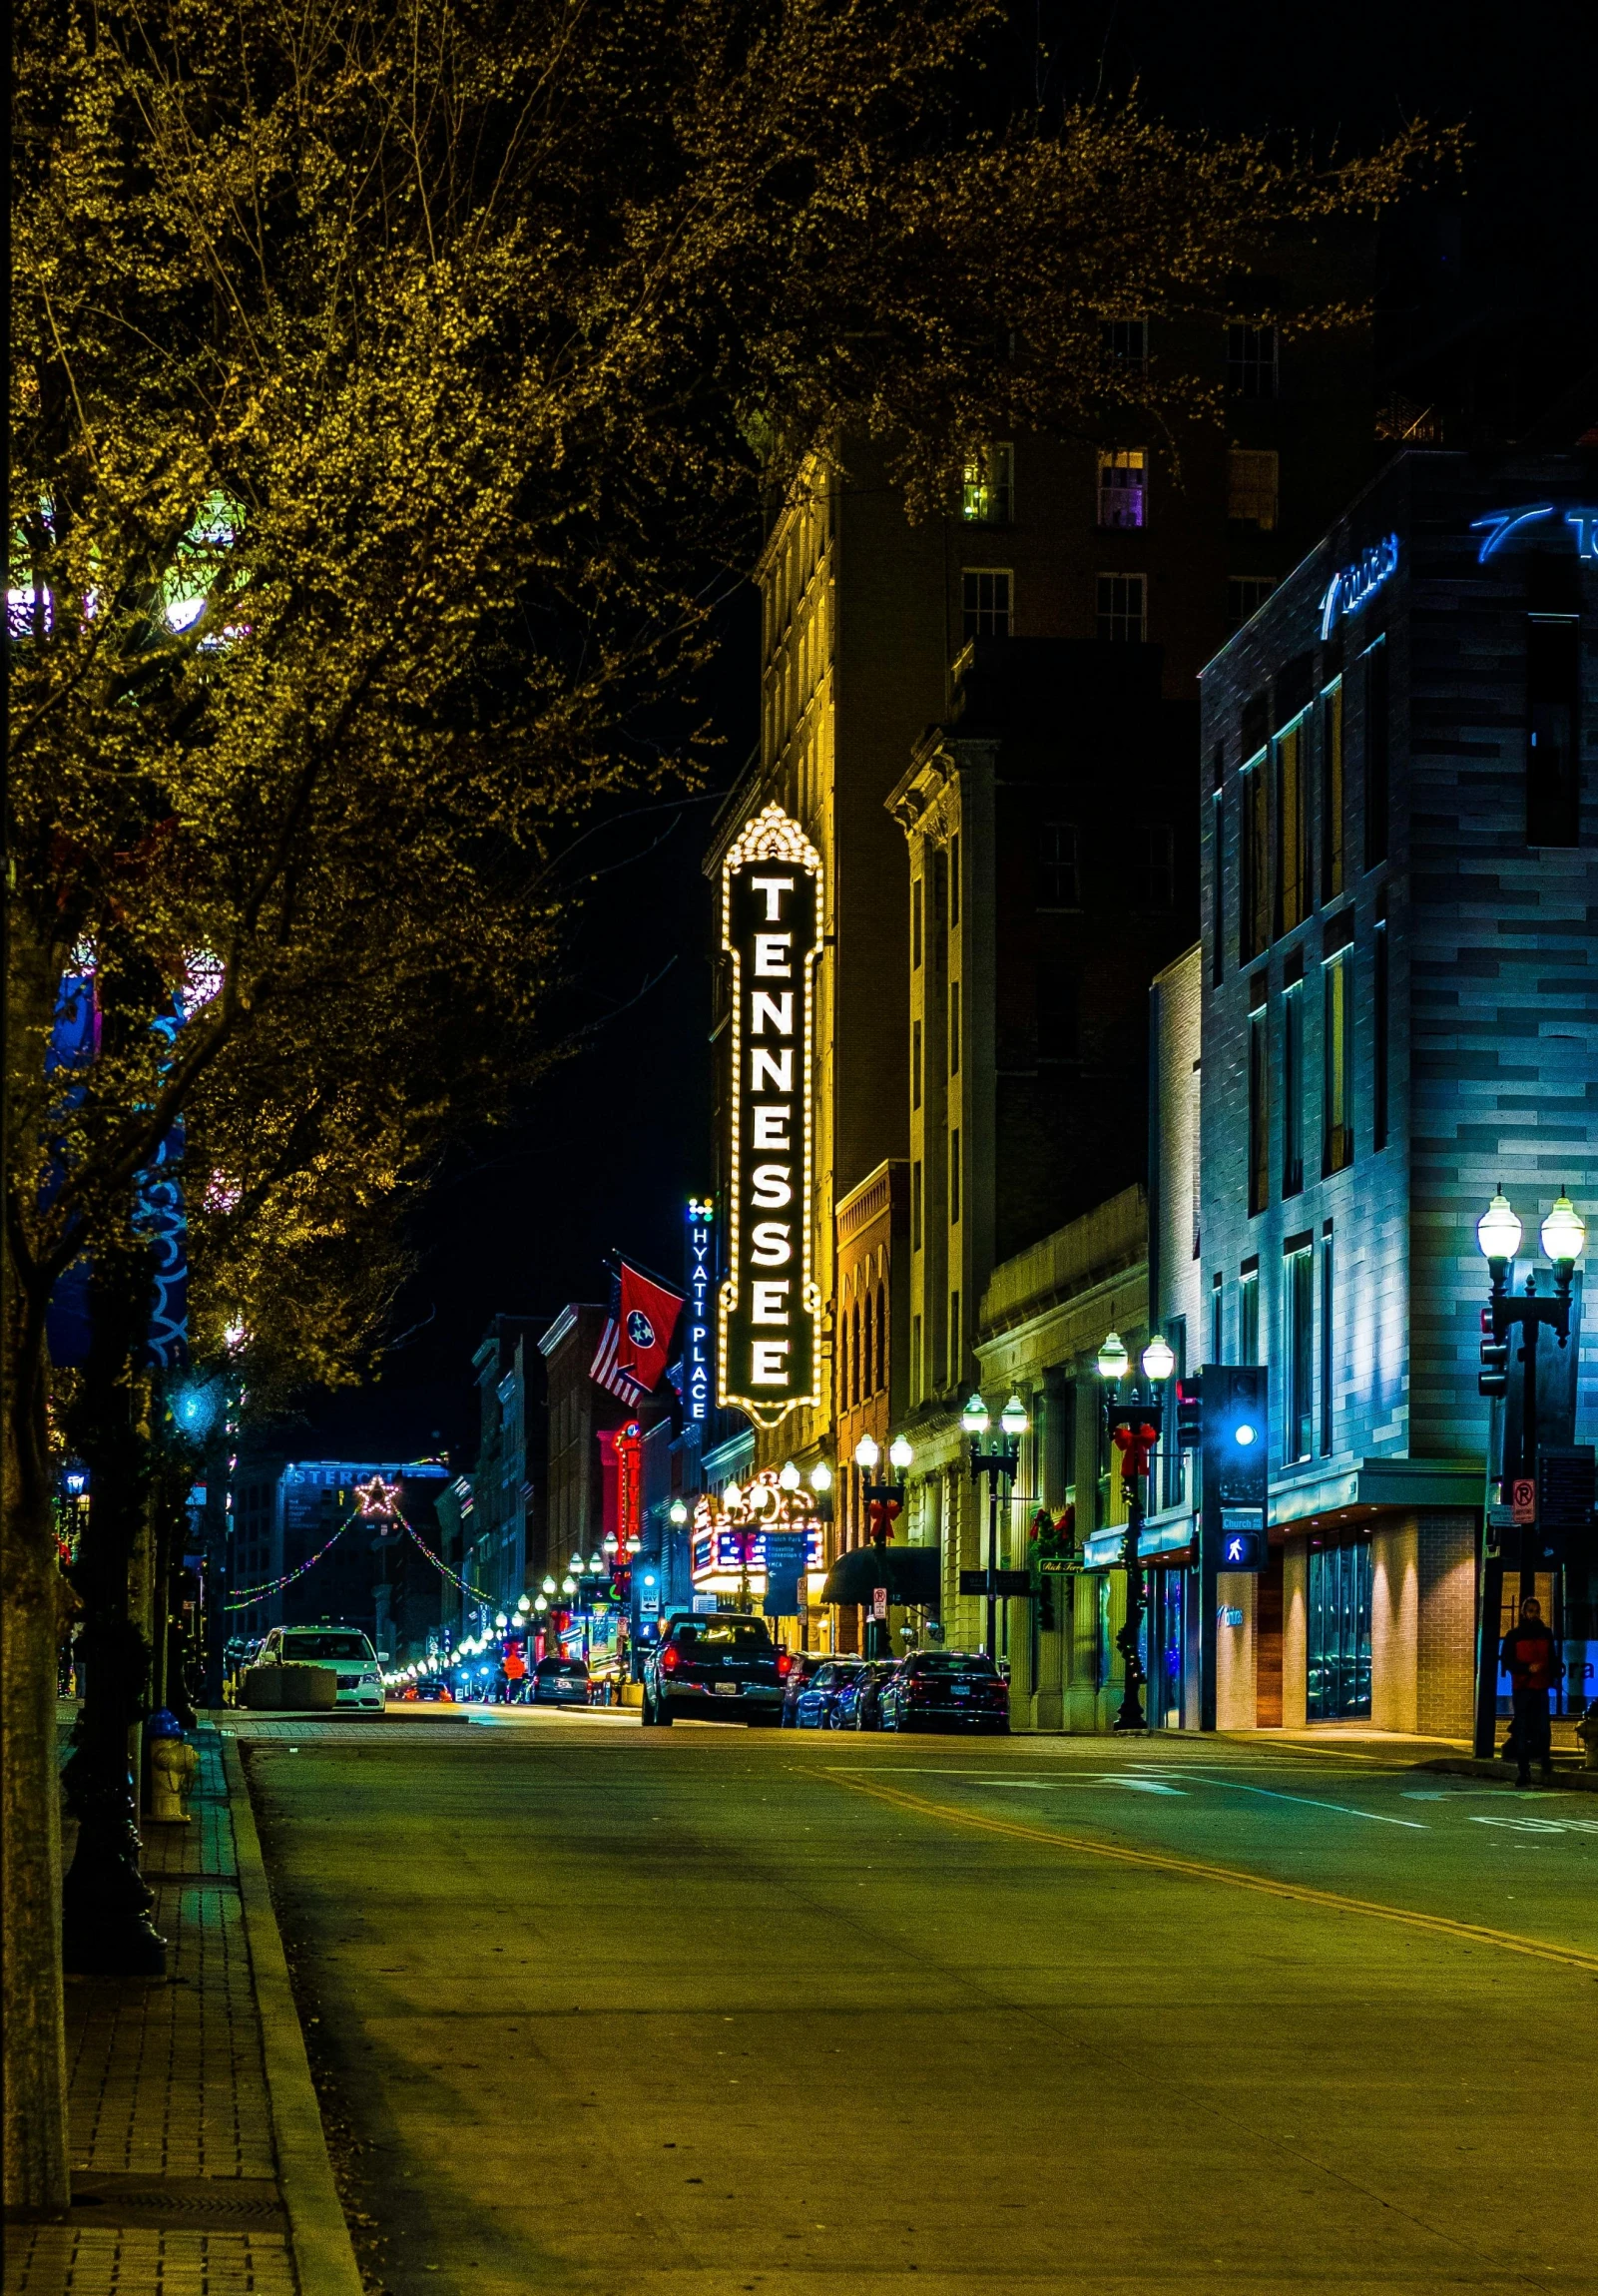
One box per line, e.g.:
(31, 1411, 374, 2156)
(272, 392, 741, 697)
(718, 804, 824, 1428)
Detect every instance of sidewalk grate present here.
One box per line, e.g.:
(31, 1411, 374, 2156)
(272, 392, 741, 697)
(67, 2177, 286, 2233)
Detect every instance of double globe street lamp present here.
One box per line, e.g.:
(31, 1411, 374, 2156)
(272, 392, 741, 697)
(1471, 1187, 1587, 1757)
(1097, 1330, 1176, 1734)
(962, 1392, 1029, 1661)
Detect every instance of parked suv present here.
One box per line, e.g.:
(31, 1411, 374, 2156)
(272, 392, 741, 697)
(641, 1614, 790, 1726)
(878, 1649, 1009, 1733)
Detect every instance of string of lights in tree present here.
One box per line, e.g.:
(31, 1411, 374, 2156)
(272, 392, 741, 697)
(224, 1523, 348, 1609)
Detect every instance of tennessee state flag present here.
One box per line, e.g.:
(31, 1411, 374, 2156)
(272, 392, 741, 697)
(590, 1262, 685, 1404)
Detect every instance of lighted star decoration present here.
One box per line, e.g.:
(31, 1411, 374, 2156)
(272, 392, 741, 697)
(354, 1474, 402, 1520)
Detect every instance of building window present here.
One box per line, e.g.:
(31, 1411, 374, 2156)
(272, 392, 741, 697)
(1227, 447, 1279, 530)
(1274, 717, 1308, 936)
(962, 568, 1013, 638)
(948, 1291, 961, 1387)
(1239, 1266, 1260, 1365)
(911, 1160, 922, 1251)
(1362, 639, 1389, 868)
(961, 442, 1014, 524)
(949, 983, 960, 1075)
(1319, 1230, 1334, 1456)
(1241, 756, 1269, 961)
(1323, 948, 1353, 1175)
(1162, 1318, 1188, 1507)
(1036, 956, 1079, 1062)
(1039, 822, 1081, 908)
(1096, 572, 1145, 643)
(912, 876, 922, 968)
(1210, 1273, 1224, 1365)
(1321, 678, 1344, 902)
(911, 1019, 922, 1111)
(911, 1314, 922, 1396)
(1209, 786, 1226, 982)
(1227, 322, 1279, 399)
(949, 1128, 961, 1223)
(949, 833, 960, 927)
(1286, 1243, 1314, 1462)
(1282, 978, 1305, 1198)
(1373, 904, 1388, 1152)
(1102, 317, 1148, 370)
(1248, 992, 1270, 1215)
(1527, 612, 1581, 846)
(1135, 823, 1175, 909)
(1227, 574, 1277, 630)
(1096, 449, 1147, 529)
(853, 1297, 865, 1405)
(875, 1282, 886, 1394)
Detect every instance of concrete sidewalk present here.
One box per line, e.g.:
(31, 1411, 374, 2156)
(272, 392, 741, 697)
(5, 1721, 360, 2296)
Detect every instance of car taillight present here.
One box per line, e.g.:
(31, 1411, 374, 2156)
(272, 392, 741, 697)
(662, 1646, 680, 1673)
(777, 1652, 793, 1679)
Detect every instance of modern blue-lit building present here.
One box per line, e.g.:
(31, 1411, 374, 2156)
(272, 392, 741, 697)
(1192, 443, 1597, 1735)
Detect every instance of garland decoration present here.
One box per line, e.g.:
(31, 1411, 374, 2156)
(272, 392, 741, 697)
(224, 1522, 348, 1609)
(401, 1516, 497, 1607)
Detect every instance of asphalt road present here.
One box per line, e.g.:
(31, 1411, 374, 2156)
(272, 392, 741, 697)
(248, 1719, 1598, 2296)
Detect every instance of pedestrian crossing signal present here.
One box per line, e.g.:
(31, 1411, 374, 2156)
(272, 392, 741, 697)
(1220, 1528, 1265, 1570)
(1478, 1311, 1508, 1399)
(1174, 1380, 1203, 1450)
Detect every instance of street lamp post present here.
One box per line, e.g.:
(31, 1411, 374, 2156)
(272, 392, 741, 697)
(854, 1434, 915, 1657)
(963, 1394, 1028, 1660)
(1098, 1332, 1175, 1735)
(1471, 1189, 1586, 1758)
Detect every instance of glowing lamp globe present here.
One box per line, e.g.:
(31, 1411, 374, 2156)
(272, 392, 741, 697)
(724, 1482, 743, 1511)
(888, 1435, 914, 1471)
(669, 1499, 689, 1526)
(1097, 1333, 1129, 1383)
(779, 1459, 801, 1491)
(1141, 1336, 1176, 1384)
(516, 1594, 531, 1612)
(568, 1554, 584, 1577)
(587, 1553, 604, 1575)
(560, 1576, 577, 1597)
(495, 1612, 508, 1630)
(1476, 1190, 1522, 1262)
(542, 1575, 557, 1595)
(626, 1534, 642, 1556)
(961, 1394, 990, 1436)
(808, 1462, 832, 1493)
(853, 1434, 881, 1472)
(533, 1594, 549, 1614)
(1540, 1191, 1586, 1265)
(1000, 1395, 1029, 1436)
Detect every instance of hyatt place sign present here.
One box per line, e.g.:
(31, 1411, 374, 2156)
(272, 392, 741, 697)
(718, 805, 824, 1428)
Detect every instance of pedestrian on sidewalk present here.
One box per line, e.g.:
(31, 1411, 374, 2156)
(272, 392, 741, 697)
(1500, 1595, 1559, 1787)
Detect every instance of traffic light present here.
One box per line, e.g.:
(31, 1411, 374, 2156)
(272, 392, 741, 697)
(1203, 1366, 1269, 1509)
(1478, 1309, 1508, 1399)
(1174, 1379, 1204, 1450)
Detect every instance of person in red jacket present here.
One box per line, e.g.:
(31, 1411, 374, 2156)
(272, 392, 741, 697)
(1500, 1596, 1559, 1787)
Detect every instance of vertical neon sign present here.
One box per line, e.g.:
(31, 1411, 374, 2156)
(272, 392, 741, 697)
(685, 1199, 714, 1423)
(718, 805, 824, 1427)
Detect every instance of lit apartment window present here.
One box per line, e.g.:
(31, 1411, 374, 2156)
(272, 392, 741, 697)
(1239, 1265, 1260, 1364)
(1323, 947, 1354, 1175)
(1096, 572, 1145, 643)
(1285, 1242, 1314, 1462)
(1282, 976, 1305, 1198)
(962, 568, 1013, 638)
(1097, 450, 1146, 529)
(1227, 323, 1279, 399)
(1135, 823, 1174, 909)
(1321, 678, 1344, 901)
(1102, 317, 1148, 370)
(1227, 574, 1277, 631)
(1227, 447, 1279, 528)
(1274, 717, 1308, 936)
(962, 442, 1014, 524)
(1038, 822, 1080, 907)
(1247, 985, 1269, 1216)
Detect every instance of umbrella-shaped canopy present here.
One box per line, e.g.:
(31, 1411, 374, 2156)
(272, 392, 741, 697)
(819, 1544, 940, 1607)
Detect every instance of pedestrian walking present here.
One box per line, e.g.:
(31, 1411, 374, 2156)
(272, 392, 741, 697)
(1500, 1595, 1559, 1787)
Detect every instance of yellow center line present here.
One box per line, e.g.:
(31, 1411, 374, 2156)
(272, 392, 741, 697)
(823, 1771, 1598, 1978)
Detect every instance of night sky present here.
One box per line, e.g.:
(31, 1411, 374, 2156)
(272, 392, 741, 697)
(293, 0, 1594, 1466)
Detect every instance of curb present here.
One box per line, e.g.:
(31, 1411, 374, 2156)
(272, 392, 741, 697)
(1418, 1755, 1598, 1792)
(223, 1732, 365, 2296)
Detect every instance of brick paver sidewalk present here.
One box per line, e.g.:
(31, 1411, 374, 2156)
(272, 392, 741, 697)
(5, 1723, 296, 2296)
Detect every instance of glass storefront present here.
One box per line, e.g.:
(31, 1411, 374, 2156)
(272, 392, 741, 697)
(1307, 1538, 1372, 1720)
(1154, 1570, 1185, 1728)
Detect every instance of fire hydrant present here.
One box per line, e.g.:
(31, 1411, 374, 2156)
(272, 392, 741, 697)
(1576, 1705, 1598, 1774)
(148, 1721, 199, 1824)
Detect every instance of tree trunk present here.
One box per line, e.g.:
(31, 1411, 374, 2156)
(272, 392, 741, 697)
(61, 1238, 166, 1978)
(1, 1306, 72, 2211)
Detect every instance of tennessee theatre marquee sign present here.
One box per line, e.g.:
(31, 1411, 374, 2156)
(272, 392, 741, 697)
(719, 805, 824, 1427)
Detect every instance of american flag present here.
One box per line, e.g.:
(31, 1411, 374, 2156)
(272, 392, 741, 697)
(590, 1261, 684, 1404)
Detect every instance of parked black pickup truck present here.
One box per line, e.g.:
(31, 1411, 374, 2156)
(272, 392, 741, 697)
(641, 1614, 790, 1726)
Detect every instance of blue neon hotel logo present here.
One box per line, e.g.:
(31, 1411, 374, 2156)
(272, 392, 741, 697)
(1319, 534, 1399, 640)
(1471, 504, 1598, 563)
